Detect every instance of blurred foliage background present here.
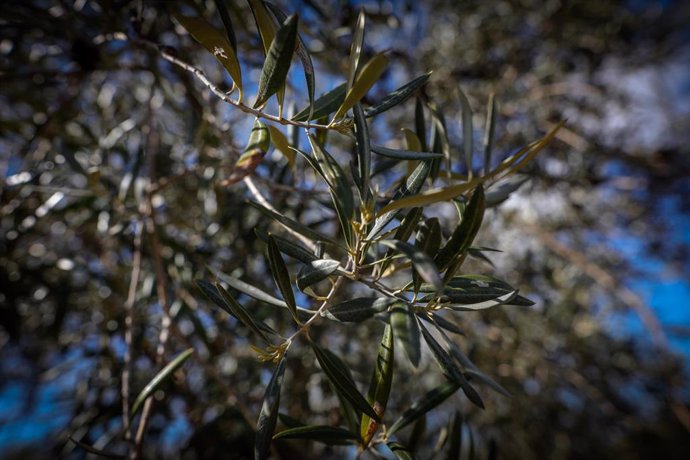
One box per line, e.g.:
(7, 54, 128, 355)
(1, 0, 689, 458)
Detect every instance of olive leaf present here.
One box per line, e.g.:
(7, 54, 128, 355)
(391, 303, 421, 367)
(131, 348, 194, 416)
(361, 323, 395, 447)
(255, 355, 287, 460)
(387, 381, 460, 436)
(332, 53, 388, 122)
(267, 235, 299, 323)
(365, 72, 432, 118)
(254, 14, 298, 109)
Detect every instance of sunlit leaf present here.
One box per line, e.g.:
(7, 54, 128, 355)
(387, 381, 460, 436)
(267, 235, 299, 323)
(254, 14, 298, 109)
(361, 323, 394, 447)
(365, 72, 431, 118)
(324, 297, 396, 323)
(347, 9, 366, 91)
(267, 125, 295, 168)
(311, 341, 380, 422)
(255, 355, 287, 460)
(332, 53, 389, 122)
(131, 348, 194, 416)
(248, 0, 284, 111)
(292, 82, 347, 121)
(225, 119, 271, 185)
(213, 0, 237, 53)
(380, 240, 443, 292)
(273, 425, 358, 445)
(264, 2, 315, 119)
(434, 185, 485, 271)
(173, 13, 243, 100)
(391, 303, 421, 367)
(444, 290, 518, 311)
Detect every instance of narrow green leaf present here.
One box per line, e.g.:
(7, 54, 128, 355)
(173, 13, 243, 99)
(465, 368, 511, 397)
(387, 441, 416, 460)
(267, 125, 295, 168)
(415, 97, 427, 151)
(413, 217, 441, 294)
(371, 144, 443, 160)
(210, 273, 282, 308)
(428, 105, 450, 181)
(248, 199, 343, 248)
(391, 303, 421, 368)
(361, 323, 395, 446)
(255, 355, 287, 460)
(434, 185, 485, 271)
(255, 229, 317, 264)
(324, 297, 396, 323)
(418, 275, 533, 306)
(376, 178, 479, 217)
(311, 342, 380, 422)
(264, 2, 315, 119)
(254, 14, 298, 108)
(367, 159, 432, 240)
(273, 425, 358, 444)
(387, 382, 460, 436)
(347, 9, 366, 91)
(445, 290, 518, 311)
(445, 411, 462, 460)
(407, 414, 427, 453)
(418, 321, 484, 409)
(196, 279, 281, 335)
(457, 87, 473, 177)
(485, 174, 528, 208)
(483, 92, 496, 174)
(365, 72, 431, 118)
(421, 313, 464, 336)
(332, 53, 389, 122)
(267, 235, 299, 323)
(353, 103, 371, 201)
(131, 348, 194, 416)
(296, 259, 340, 292)
(307, 134, 354, 248)
(292, 82, 347, 121)
(249, 0, 276, 54)
(277, 412, 304, 428)
(215, 282, 277, 342)
(213, 0, 237, 53)
(378, 207, 423, 277)
(226, 119, 270, 185)
(380, 240, 443, 292)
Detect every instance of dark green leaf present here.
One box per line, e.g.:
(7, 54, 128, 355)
(413, 217, 442, 294)
(445, 411, 462, 460)
(273, 425, 358, 445)
(131, 348, 194, 416)
(254, 14, 298, 108)
(380, 240, 443, 292)
(255, 355, 287, 460)
(421, 275, 534, 306)
(408, 414, 427, 452)
(387, 441, 417, 460)
(267, 235, 299, 322)
(215, 282, 277, 342)
(278, 412, 304, 429)
(483, 92, 496, 174)
(391, 303, 421, 367)
(418, 321, 484, 409)
(292, 83, 347, 121)
(264, 2, 315, 119)
(255, 229, 317, 264)
(387, 382, 460, 436)
(367, 159, 432, 240)
(307, 134, 354, 248)
(365, 72, 431, 118)
(296, 259, 340, 291)
(311, 342, 380, 422)
(361, 323, 395, 446)
(457, 87, 473, 177)
(213, 0, 237, 53)
(421, 313, 464, 336)
(347, 9, 366, 91)
(378, 207, 423, 277)
(434, 185, 486, 271)
(371, 144, 444, 160)
(415, 97, 427, 151)
(465, 368, 511, 397)
(353, 103, 371, 201)
(485, 175, 528, 208)
(324, 297, 396, 323)
(248, 199, 342, 248)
